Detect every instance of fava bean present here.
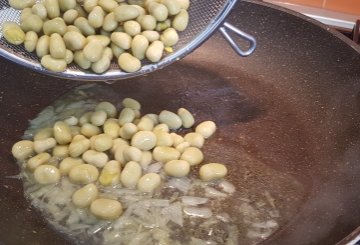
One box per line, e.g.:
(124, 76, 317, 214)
(88, 6, 105, 28)
(111, 43, 125, 58)
(74, 50, 92, 69)
(144, 113, 159, 125)
(69, 164, 99, 184)
(111, 138, 129, 154)
(12, 140, 34, 160)
(120, 161, 142, 188)
(20, 14, 43, 33)
(50, 33, 66, 59)
(139, 150, 152, 168)
(131, 34, 148, 60)
(64, 49, 74, 64)
(170, 132, 184, 146)
(118, 108, 136, 126)
(131, 131, 156, 150)
(20, 8, 32, 22)
(41, 55, 67, 72)
(137, 116, 154, 131)
(43, 18, 67, 36)
(90, 110, 107, 126)
(34, 165, 61, 184)
(180, 147, 203, 166)
(175, 141, 189, 153)
(111, 32, 132, 50)
(139, 15, 156, 30)
(95, 101, 117, 118)
(113, 5, 139, 22)
(177, 108, 194, 128)
(34, 138, 57, 153)
(59, 0, 76, 12)
(124, 20, 141, 36)
(59, 157, 84, 175)
(148, 2, 168, 21)
(164, 159, 190, 177)
(119, 122, 138, 139)
(63, 9, 79, 24)
(93, 134, 113, 152)
(74, 17, 96, 36)
(98, 0, 118, 12)
(159, 110, 182, 129)
(114, 144, 128, 165)
(32, 3, 47, 20)
(153, 146, 180, 163)
(54, 121, 72, 145)
(87, 35, 111, 46)
(99, 160, 121, 186)
(195, 121, 217, 139)
(153, 123, 169, 133)
(145, 40, 164, 62)
(172, 9, 189, 31)
(80, 123, 101, 137)
(34, 128, 53, 141)
(184, 132, 204, 148)
(72, 183, 98, 208)
(160, 27, 179, 46)
(83, 39, 104, 62)
(9, 0, 36, 10)
(52, 145, 69, 159)
(162, 0, 181, 15)
(36, 35, 50, 58)
(122, 98, 141, 110)
(27, 152, 51, 171)
(82, 149, 109, 167)
(103, 12, 118, 32)
(90, 198, 123, 220)
(63, 31, 87, 51)
(69, 137, 90, 157)
(137, 173, 161, 192)
(123, 146, 142, 162)
(199, 163, 228, 181)
(91, 54, 111, 74)
(155, 131, 173, 147)
(83, 0, 98, 12)
(2, 22, 25, 45)
(45, 0, 60, 18)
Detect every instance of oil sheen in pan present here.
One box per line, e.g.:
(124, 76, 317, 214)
(20, 84, 305, 244)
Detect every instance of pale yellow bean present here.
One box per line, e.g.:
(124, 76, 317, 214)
(34, 128, 53, 141)
(172, 9, 188, 31)
(113, 5, 139, 22)
(131, 34, 149, 60)
(68, 137, 90, 157)
(27, 152, 51, 171)
(160, 27, 178, 46)
(95, 101, 117, 117)
(59, 0, 76, 11)
(41, 55, 67, 72)
(43, 18, 67, 36)
(63, 9, 79, 24)
(176, 0, 189, 10)
(74, 3, 87, 17)
(118, 53, 141, 72)
(52, 145, 69, 159)
(83, 0, 98, 12)
(159, 110, 182, 129)
(123, 20, 141, 36)
(119, 123, 138, 139)
(111, 138, 129, 154)
(148, 2, 168, 21)
(131, 131, 156, 150)
(123, 146, 142, 162)
(103, 12, 118, 32)
(175, 141, 189, 153)
(91, 54, 111, 74)
(138, 15, 156, 30)
(74, 50, 92, 69)
(79, 112, 93, 126)
(122, 97, 141, 110)
(87, 35, 111, 46)
(184, 132, 204, 148)
(34, 165, 61, 184)
(83, 39, 104, 62)
(137, 116, 154, 131)
(118, 108, 136, 126)
(70, 126, 81, 136)
(12, 140, 34, 160)
(90, 110, 107, 126)
(141, 30, 160, 42)
(82, 149, 108, 167)
(72, 183, 98, 208)
(110, 32, 132, 49)
(170, 132, 184, 146)
(114, 144, 128, 165)
(88, 6, 105, 28)
(90, 198, 123, 220)
(152, 123, 169, 133)
(80, 123, 101, 137)
(63, 31, 87, 51)
(144, 113, 159, 124)
(50, 33, 66, 59)
(195, 121, 217, 139)
(9, 0, 36, 10)
(99, 160, 121, 186)
(69, 164, 99, 184)
(120, 161, 142, 188)
(45, 0, 60, 18)
(34, 138, 57, 153)
(139, 150, 152, 168)
(162, 0, 180, 15)
(111, 43, 125, 58)
(137, 173, 161, 192)
(32, 3, 47, 20)
(180, 147, 203, 166)
(98, 0, 118, 12)
(36, 35, 50, 58)
(199, 163, 228, 181)
(20, 14, 43, 33)
(164, 159, 190, 177)
(74, 17, 96, 36)
(145, 40, 164, 62)
(2, 22, 25, 45)
(93, 134, 113, 151)
(155, 131, 173, 147)
(53, 121, 72, 145)
(72, 135, 87, 142)
(64, 49, 74, 64)
(103, 46, 113, 60)
(20, 8, 32, 22)
(177, 108, 194, 128)
(152, 146, 180, 163)
(59, 157, 84, 175)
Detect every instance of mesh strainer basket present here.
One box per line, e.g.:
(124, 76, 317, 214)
(0, 0, 256, 81)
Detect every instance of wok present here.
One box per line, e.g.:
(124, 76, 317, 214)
(1, 1, 360, 244)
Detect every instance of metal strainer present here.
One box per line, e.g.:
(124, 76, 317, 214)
(0, 0, 256, 81)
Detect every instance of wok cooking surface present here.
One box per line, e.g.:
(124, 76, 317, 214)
(1, 1, 360, 244)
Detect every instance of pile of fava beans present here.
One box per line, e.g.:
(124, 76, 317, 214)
(3, 0, 190, 73)
(12, 98, 228, 220)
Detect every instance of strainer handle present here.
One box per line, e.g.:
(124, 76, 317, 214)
(219, 22, 257, 57)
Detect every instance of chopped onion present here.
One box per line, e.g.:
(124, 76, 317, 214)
(247, 228, 273, 239)
(162, 202, 183, 226)
(218, 180, 236, 194)
(139, 199, 170, 207)
(166, 177, 192, 193)
(183, 207, 213, 219)
(204, 187, 227, 198)
(216, 212, 230, 222)
(251, 220, 278, 229)
(145, 162, 163, 173)
(181, 196, 208, 206)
